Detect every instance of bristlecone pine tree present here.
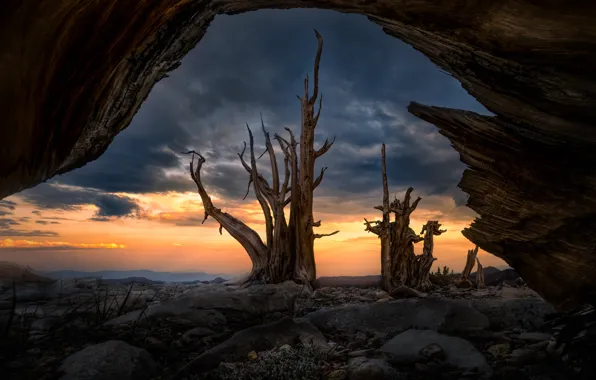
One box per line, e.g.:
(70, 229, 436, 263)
(456, 245, 479, 288)
(363, 143, 446, 292)
(185, 30, 338, 288)
(475, 257, 486, 289)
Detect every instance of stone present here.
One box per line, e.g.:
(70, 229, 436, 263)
(171, 316, 328, 377)
(506, 348, 545, 365)
(347, 349, 374, 357)
(472, 298, 556, 330)
(182, 326, 215, 342)
(325, 369, 348, 380)
(144, 337, 167, 351)
(420, 343, 444, 359)
(30, 316, 60, 332)
(106, 280, 302, 328)
(104, 305, 226, 328)
(516, 332, 552, 343)
(58, 340, 156, 380)
(454, 280, 473, 289)
(389, 285, 425, 299)
(305, 298, 489, 340)
(381, 329, 491, 376)
(347, 357, 402, 380)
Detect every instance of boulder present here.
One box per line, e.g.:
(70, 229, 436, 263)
(105, 281, 305, 328)
(471, 298, 556, 330)
(104, 304, 226, 328)
(380, 329, 491, 376)
(58, 340, 156, 380)
(305, 298, 489, 340)
(347, 357, 403, 380)
(171, 316, 328, 378)
(389, 285, 426, 299)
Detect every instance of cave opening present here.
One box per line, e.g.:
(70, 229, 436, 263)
(2, 1, 596, 311)
(0, 9, 503, 281)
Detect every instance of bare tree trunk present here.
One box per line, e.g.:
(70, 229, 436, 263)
(188, 152, 270, 283)
(186, 31, 337, 288)
(476, 257, 486, 289)
(462, 246, 478, 281)
(365, 145, 448, 292)
(411, 221, 446, 290)
(364, 144, 392, 291)
(293, 30, 338, 285)
(455, 245, 479, 288)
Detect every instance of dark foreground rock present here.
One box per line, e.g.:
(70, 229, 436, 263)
(305, 298, 490, 341)
(2, 277, 589, 380)
(381, 329, 491, 376)
(172, 316, 328, 378)
(57, 340, 156, 380)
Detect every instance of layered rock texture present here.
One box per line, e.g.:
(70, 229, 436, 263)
(1, 1, 595, 310)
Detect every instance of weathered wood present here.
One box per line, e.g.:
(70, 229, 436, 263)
(187, 31, 336, 287)
(409, 103, 596, 310)
(476, 257, 485, 289)
(462, 246, 479, 281)
(365, 145, 445, 292)
(455, 245, 478, 289)
(411, 221, 446, 290)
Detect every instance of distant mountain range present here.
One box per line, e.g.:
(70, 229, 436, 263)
(41, 269, 231, 283)
(470, 266, 520, 286)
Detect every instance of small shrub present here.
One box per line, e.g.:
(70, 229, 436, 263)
(430, 265, 458, 286)
(204, 344, 326, 380)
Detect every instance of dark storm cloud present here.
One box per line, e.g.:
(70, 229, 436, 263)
(35, 220, 60, 225)
(0, 218, 19, 229)
(0, 230, 59, 237)
(37, 10, 487, 207)
(19, 184, 141, 220)
(0, 200, 16, 216)
(0, 212, 59, 237)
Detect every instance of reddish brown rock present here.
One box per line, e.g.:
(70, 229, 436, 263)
(1, 1, 595, 311)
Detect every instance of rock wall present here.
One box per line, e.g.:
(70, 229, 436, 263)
(1, 0, 595, 310)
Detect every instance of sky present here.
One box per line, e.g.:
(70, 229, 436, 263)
(0, 10, 506, 277)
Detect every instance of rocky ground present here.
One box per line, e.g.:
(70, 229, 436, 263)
(0, 274, 592, 380)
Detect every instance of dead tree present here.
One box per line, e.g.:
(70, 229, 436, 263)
(461, 245, 478, 281)
(364, 144, 444, 292)
(456, 245, 478, 288)
(476, 257, 486, 289)
(411, 221, 446, 290)
(186, 30, 337, 287)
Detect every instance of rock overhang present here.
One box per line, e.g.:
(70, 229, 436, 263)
(1, 0, 595, 311)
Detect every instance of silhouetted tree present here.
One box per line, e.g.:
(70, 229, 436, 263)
(186, 31, 337, 287)
(364, 144, 445, 292)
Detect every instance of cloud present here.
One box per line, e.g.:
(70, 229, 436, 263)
(0, 200, 16, 211)
(18, 184, 141, 221)
(42, 10, 486, 206)
(0, 214, 60, 237)
(0, 230, 59, 237)
(0, 239, 126, 250)
(0, 218, 19, 229)
(0, 200, 16, 216)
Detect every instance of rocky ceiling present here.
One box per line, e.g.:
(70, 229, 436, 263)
(1, 0, 595, 311)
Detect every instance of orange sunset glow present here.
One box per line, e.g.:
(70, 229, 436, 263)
(0, 10, 509, 277)
(0, 186, 506, 276)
